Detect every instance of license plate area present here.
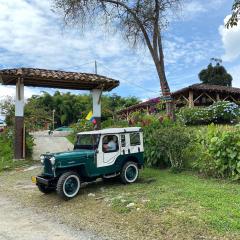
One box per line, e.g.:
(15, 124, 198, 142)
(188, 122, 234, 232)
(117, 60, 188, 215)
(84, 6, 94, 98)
(31, 176, 36, 183)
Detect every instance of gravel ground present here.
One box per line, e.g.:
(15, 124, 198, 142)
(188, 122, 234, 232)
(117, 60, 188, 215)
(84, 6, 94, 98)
(0, 195, 103, 240)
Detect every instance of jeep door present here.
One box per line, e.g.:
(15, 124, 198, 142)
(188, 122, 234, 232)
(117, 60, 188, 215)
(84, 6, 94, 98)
(97, 134, 120, 167)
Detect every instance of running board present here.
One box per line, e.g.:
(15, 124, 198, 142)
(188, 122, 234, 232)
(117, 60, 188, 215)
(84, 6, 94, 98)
(103, 173, 119, 179)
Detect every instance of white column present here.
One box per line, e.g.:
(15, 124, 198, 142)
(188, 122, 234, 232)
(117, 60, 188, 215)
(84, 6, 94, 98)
(15, 78, 24, 117)
(15, 78, 25, 159)
(91, 89, 102, 118)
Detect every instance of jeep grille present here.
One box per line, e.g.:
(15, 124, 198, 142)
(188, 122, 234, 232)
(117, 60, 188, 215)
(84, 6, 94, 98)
(43, 157, 53, 175)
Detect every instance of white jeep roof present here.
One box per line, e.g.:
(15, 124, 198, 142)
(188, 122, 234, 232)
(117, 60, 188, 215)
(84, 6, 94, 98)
(77, 127, 142, 135)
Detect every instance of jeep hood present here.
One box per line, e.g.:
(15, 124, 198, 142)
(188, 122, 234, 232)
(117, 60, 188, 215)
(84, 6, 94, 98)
(52, 149, 95, 159)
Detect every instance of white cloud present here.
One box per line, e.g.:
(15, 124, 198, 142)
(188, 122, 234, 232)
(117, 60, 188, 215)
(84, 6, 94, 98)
(0, 0, 228, 99)
(229, 64, 240, 87)
(219, 15, 240, 62)
(183, 1, 206, 18)
(182, 0, 226, 20)
(0, 0, 160, 97)
(0, 85, 40, 100)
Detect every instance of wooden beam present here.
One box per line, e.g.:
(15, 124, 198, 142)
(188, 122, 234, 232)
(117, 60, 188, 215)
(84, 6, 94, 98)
(189, 90, 194, 108)
(204, 93, 216, 103)
(193, 93, 204, 103)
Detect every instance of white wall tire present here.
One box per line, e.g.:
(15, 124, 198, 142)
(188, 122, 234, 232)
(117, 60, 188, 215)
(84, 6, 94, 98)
(57, 172, 80, 200)
(120, 161, 139, 184)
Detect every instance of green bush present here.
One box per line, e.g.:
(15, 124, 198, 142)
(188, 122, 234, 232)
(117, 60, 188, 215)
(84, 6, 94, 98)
(68, 120, 94, 143)
(144, 121, 191, 171)
(177, 107, 211, 125)
(101, 119, 129, 129)
(193, 125, 240, 180)
(209, 101, 239, 123)
(25, 132, 35, 158)
(177, 101, 240, 125)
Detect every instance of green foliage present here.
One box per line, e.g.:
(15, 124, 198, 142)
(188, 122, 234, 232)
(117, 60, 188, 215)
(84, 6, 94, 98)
(25, 132, 35, 157)
(0, 129, 13, 165)
(193, 125, 240, 180)
(144, 121, 191, 171)
(177, 107, 211, 125)
(1, 92, 140, 130)
(178, 101, 240, 125)
(68, 120, 94, 143)
(101, 119, 129, 129)
(226, 0, 240, 28)
(0, 128, 34, 171)
(199, 63, 232, 86)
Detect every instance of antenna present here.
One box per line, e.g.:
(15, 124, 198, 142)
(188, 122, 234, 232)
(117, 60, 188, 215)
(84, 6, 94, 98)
(95, 60, 98, 74)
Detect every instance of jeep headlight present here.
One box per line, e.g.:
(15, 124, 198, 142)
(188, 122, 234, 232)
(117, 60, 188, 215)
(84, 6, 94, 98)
(50, 157, 56, 165)
(40, 155, 44, 164)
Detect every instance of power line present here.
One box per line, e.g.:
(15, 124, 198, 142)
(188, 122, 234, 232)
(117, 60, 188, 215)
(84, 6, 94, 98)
(97, 62, 162, 95)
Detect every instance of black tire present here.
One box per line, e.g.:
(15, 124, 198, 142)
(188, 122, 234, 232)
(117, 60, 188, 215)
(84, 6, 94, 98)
(56, 172, 81, 200)
(37, 184, 54, 194)
(120, 161, 139, 184)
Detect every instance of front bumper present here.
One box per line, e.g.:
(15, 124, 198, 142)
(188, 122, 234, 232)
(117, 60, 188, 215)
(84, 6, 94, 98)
(35, 175, 57, 187)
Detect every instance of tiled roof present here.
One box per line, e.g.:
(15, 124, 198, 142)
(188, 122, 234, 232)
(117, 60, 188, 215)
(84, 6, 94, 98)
(0, 68, 119, 91)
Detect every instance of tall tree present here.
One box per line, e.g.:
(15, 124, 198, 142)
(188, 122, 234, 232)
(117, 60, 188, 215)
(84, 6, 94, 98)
(226, 0, 240, 28)
(198, 62, 233, 87)
(53, 0, 181, 116)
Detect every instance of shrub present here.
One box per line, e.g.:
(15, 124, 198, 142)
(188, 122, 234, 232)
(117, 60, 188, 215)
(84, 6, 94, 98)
(177, 101, 240, 125)
(177, 107, 211, 125)
(144, 121, 191, 171)
(193, 125, 240, 180)
(209, 101, 239, 124)
(102, 119, 129, 129)
(25, 132, 35, 158)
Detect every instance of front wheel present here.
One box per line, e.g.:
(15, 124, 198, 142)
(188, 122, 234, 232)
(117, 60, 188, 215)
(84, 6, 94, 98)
(120, 161, 139, 184)
(56, 172, 81, 200)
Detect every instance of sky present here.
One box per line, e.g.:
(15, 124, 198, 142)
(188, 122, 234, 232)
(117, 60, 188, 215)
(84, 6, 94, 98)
(0, 0, 240, 113)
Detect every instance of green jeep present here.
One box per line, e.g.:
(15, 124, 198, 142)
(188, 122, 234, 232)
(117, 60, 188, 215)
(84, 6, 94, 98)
(33, 127, 144, 200)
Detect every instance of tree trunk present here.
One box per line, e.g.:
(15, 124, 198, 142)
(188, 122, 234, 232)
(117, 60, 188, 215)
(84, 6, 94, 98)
(152, 50, 174, 118)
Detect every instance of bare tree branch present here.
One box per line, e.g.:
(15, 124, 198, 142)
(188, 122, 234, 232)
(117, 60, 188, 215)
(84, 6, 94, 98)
(54, 0, 182, 115)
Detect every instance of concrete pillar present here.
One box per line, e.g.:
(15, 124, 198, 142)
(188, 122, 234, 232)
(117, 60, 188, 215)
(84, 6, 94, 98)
(14, 78, 25, 159)
(91, 89, 102, 130)
(216, 93, 220, 101)
(189, 90, 194, 108)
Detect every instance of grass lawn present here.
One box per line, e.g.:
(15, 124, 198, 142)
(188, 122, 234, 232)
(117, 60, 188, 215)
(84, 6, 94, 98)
(109, 168, 240, 233)
(0, 166, 239, 239)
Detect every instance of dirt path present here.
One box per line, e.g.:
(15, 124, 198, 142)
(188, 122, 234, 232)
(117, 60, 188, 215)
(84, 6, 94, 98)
(32, 131, 73, 160)
(0, 195, 103, 240)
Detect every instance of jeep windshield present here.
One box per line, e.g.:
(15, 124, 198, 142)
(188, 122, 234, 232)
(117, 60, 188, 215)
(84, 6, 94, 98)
(74, 134, 100, 150)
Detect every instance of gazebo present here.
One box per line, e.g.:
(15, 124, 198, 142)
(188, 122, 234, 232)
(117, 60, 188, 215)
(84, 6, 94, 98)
(117, 83, 240, 119)
(173, 83, 240, 107)
(0, 68, 119, 159)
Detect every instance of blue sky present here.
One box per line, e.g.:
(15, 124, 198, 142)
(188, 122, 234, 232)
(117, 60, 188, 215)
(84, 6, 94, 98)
(0, 0, 240, 104)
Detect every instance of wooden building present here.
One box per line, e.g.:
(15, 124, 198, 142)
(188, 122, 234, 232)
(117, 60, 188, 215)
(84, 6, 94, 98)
(117, 83, 240, 119)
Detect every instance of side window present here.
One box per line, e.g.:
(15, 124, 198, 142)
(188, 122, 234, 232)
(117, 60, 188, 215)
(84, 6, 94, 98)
(121, 134, 126, 147)
(130, 133, 140, 146)
(102, 135, 119, 153)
